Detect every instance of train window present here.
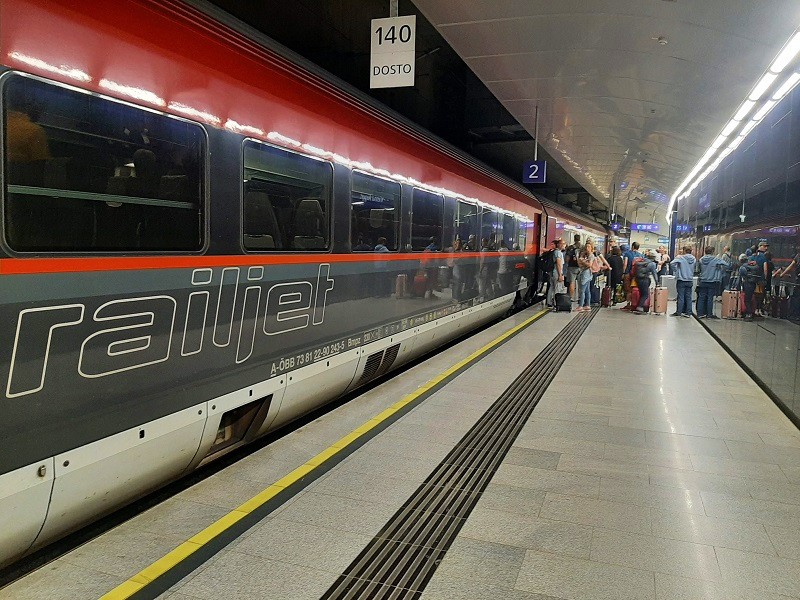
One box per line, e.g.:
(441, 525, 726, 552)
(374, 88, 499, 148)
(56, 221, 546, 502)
(502, 214, 516, 249)
(351, 171, 400, 251)
(517, 219, 528, 251)
(411, 188, 443, 250)
(3, 75, 205, 252)
(456, 201, 479, 248)
(481, 209, 500, 248)
(242, 140, 331, 251)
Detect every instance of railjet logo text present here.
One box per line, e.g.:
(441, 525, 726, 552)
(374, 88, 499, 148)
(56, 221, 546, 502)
(6, 264, 334, 398)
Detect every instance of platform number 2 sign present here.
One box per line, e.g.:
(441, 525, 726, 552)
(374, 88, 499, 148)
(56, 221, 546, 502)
(523, 161, 547, 184)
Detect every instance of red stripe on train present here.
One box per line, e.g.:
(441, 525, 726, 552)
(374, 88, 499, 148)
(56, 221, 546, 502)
(0, 252, 529, 275)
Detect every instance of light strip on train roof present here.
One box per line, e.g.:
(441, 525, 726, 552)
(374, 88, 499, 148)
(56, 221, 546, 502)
(667, 29, 800, 223)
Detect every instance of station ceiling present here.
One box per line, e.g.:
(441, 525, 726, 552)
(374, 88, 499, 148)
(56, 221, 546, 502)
(208, 0, 800, 224)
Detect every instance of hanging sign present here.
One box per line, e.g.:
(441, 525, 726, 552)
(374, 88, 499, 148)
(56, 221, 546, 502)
(631, 223, 660, 232)
(522, 160, 547, 184)
(370, 15, 416, 88)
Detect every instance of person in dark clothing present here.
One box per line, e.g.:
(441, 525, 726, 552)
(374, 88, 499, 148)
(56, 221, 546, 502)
(607, 246, 624, 305)
(633, 251, 658, 314)
(739, 254, 756, 320)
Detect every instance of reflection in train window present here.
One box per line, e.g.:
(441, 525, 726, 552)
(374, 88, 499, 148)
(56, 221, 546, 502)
(411, 188, 443, 250)
(351, 171, 400, 251)
(3, 75, 205, 252)
(517, 219, 528, 251)
(242, 140, 331, 251)
(455, 201, 479, 248)
(503, 214, 516, 249)
(481, 208, 500, 247)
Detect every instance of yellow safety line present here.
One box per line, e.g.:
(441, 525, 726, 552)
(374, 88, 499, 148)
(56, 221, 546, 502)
(99, 308, 549, 599)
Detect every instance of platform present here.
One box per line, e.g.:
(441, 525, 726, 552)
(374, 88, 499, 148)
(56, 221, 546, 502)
(4, 304, 800, 600)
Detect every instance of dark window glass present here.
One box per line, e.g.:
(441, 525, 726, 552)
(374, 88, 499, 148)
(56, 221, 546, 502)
(351, 172, 400, 251)
(3, 75, 205, 252)
(456, 201, 479, 248)
(411, 188, 443, 250)
(481, 209, 500, 248)
(502, 214, 516, 248)
(242, 141, 331, 251)
(517, 219, 528, 251)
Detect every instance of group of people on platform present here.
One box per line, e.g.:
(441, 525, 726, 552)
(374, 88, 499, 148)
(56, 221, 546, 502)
(356, 233, 524, 301)
(538, 234, 800, 319)
(542, 235, 673, 314)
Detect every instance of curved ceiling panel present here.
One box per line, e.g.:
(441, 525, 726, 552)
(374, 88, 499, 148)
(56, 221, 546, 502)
(414, 0, 800, 222)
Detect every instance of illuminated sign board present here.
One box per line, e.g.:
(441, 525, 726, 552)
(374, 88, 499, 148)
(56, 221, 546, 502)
(631, 223, 660, 232)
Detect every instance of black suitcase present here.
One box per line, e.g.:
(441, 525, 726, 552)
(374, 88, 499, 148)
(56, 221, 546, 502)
(554, 293, 572, 312)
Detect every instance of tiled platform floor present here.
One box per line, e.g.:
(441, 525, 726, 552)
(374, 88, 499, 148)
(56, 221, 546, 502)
(5, 304, 800, 600)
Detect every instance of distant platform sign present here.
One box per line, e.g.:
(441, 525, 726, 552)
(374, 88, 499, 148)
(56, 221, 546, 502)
(370, 15, 416, 89)
(631, 223, 660, 232)
(523, 160, 547, 184)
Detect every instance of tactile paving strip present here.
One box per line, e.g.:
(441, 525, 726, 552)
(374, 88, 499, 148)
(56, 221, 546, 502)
(322, 308, 598, 599)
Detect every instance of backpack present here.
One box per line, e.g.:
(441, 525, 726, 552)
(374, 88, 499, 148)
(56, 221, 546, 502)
(589, 254, 602, 274)
(566, 245, 579, 268)
(631, 257, 648, 280)
(538, 249, 555, 274)
(745, 261, 763, 282)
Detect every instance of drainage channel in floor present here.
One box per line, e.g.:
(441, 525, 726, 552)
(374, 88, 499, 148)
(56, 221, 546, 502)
(321, 308, 598, 600)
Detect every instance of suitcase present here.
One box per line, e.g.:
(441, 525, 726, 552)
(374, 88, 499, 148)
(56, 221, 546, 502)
(601, 286, 612, 307)
(413, 273, 427, 297)
(629, 287, 640, 311)
(652, 287, 668, 314)
(438, 265, 450, 288)
(722, 290, 739, 319)
(661, 275, 677, 300)
(395, 273, 407, 298)
(554, 292, 572, 312)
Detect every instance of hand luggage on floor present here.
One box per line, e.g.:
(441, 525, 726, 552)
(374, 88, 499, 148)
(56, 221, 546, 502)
(722, 289, 739, 319)
(601, 286, 612, 307)
(614, 283, 625, 303)
(629, 286, 640, 311)
(779, 294, 790, 318)
(652, 287, 668, 314)
(413, 273, 427, 296)
(554, 292, 572, 312)
(438, 265, 450, 288)
(661, 275, 677, 300)
(395, 273, 407, 298)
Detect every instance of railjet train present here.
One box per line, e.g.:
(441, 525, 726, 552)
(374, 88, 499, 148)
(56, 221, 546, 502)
(0, 0, 605, 565)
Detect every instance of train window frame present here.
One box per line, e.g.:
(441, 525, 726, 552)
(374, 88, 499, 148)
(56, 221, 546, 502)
(0, 71, 209, 255)
(410, 187, 444, 251)
(455, 200, 480, 249)
(240, 138, 333, 253)
(350, 170, 400, 252)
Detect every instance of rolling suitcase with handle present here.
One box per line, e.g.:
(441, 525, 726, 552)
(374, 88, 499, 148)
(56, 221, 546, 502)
(721, 289, 739, 319)
(652, 287, 668, 314)
(601, 286, 612, 307)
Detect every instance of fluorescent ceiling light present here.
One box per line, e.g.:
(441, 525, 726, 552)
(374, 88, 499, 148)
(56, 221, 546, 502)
(711, 134, 727, 149)
(728, 135, 745, 150)
(749, 72, 778, 100)
(753, 99, 777, 121)
(734, 100, 756, 120)
(740, 120, 758, 137)
(721, 120, 740, 136)
(770, 31, 800, 73)
(773, 72, 800, 100)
